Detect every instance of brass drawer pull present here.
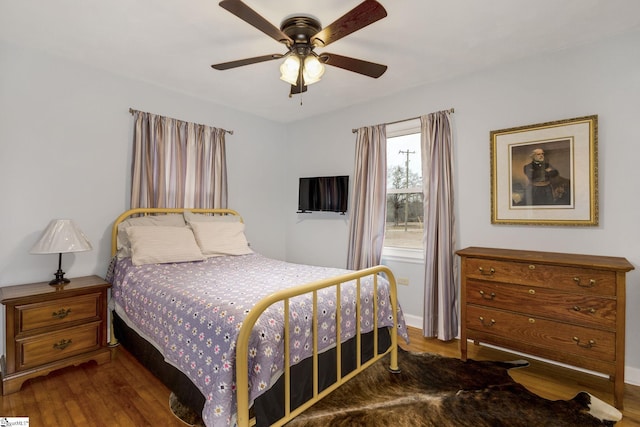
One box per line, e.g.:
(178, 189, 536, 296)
(573, 277, 596, 288)
(479, 290, 496, 300)
(479, 316, 495, 327)
(478, 267, 495, 276)
(573, 306, 597, 314)
(572, 337, 595, 349)
(53, 339, 72, 351)
(52, 308, 72, 319)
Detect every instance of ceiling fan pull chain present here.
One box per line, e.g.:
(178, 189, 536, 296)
(299, 67, 304, 106)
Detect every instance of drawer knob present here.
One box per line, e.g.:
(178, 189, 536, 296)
(573, 277, 596, 288)
(478, 267, 495, 276)
(479, 290, 496, 300)
(52, 308, 72, 319)
(53, 339, 72, 351)
(573, 306, 597, 314)
(572, 337, 595, 349)
(528, 265, 535, 270)
(528, 289, 536, 295)
(479, 316, 496, 327)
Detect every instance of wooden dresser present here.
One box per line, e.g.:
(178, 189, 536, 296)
(456, 247, 634, 409)
(0, 275, 111, 395)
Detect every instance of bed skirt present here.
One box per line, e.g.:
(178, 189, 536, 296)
(112, 311, 391, 426)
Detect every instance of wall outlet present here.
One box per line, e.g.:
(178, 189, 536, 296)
(397, 277, 410, 286)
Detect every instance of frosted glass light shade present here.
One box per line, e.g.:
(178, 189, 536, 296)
(302, 55, 325, 85)
(279, 55, 301, 85)
(30, 219, 93, 254)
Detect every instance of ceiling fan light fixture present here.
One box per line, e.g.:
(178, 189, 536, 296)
(279, 55, 300, 85)
(302, 55, 325, 85)
(213, 1, 388, 96)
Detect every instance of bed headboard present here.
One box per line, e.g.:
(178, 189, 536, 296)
(111, 208, 242, 257)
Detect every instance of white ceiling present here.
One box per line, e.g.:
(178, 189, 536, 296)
(2, 0, 640, 123)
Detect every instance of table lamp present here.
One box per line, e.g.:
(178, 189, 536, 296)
(30, 219, 93, 286)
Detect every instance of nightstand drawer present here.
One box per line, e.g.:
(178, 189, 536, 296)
(17, 293, 102, 333)
(16, 322, 102, 370)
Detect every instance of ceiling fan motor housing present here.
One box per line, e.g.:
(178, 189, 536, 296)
(280, 16, 322, 48)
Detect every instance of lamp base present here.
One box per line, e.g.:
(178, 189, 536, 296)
(50, 269, 70, 286)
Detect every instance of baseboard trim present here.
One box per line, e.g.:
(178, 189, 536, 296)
(402, 313, 422, 329)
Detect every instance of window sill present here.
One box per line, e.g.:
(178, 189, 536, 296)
(381, 247, 424, 264)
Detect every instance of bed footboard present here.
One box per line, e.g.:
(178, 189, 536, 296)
(235, 266, 400, 427)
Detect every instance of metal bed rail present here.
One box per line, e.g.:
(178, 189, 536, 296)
(235, 265, 400, 427)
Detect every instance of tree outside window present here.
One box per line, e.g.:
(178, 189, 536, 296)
(385, 131, 423, 249)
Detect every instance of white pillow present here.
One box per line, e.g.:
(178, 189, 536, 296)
(126, 226, 204, 266)
(184, 210, 241, 224)
(117, 214, 186, 258)
(190, 221, 253, 257)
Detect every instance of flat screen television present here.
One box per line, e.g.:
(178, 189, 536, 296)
(298, 175, 349, 214)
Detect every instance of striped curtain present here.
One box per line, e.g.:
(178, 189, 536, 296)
(421, 110, 458, 340)
(346, 124, 387, 270)
(130, 110, 228, 209)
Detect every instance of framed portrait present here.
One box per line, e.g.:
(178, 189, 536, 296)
(490, 115, 598, 226)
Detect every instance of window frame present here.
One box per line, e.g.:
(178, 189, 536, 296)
(382, 119, 424, 261)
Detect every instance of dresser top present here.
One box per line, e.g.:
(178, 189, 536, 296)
(456, 246, 635, 272)
(0, 275, 110, 304)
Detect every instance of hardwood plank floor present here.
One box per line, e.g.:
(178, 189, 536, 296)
(0, 327, 638, 426)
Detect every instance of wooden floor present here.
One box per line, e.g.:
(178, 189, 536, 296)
(1, 327, 638, 426)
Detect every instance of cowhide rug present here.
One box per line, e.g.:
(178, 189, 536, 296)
(170, 348, 622, 427)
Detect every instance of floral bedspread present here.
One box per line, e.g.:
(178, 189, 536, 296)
(108, 253, 407, 427)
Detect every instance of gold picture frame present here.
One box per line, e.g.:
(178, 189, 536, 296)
(490, 115, 598, 226)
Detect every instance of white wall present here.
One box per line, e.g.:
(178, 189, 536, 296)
(284, 31, 640, 382)
(1, 29, 638, 384)
(0, 40, 288, 288)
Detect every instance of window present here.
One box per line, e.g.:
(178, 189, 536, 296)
(384, 119, 423, 252)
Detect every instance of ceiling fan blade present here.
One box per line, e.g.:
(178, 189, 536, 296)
(320, 53, 387, 78)
(211, 53, 283, 70)
(311, 0, 387, 47)
(219, 0, 293, 45)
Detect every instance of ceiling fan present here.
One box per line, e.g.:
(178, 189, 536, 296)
(211, 0, 388, 97)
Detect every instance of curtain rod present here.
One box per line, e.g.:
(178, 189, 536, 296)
(351, 108, 454, 133)
(128, 108, 234, 135)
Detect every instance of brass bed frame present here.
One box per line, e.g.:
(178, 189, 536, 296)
(110, 208, 400, 427)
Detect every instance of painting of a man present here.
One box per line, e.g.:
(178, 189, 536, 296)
(511, 141, 572, 206)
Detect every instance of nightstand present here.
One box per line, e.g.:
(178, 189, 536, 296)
(0, 275, 111, 395)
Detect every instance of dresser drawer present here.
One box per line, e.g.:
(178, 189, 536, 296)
(16, 322, 102, 370)
(466, 281, 616, 329)
(466, 305, 616, 362)
(17, 293, 102, 333)
(465, 258, 616, 296)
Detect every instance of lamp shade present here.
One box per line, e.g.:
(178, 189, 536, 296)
(30, 219, 92, 254)
(302, 55, 325, 85)
(280, 55, 301, 85)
